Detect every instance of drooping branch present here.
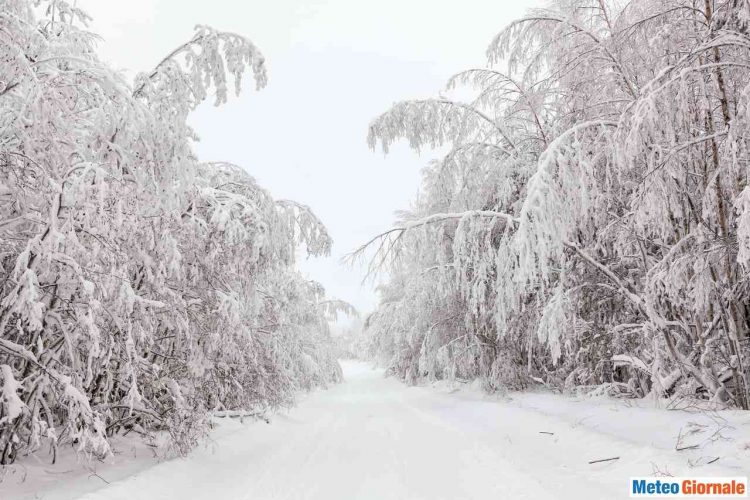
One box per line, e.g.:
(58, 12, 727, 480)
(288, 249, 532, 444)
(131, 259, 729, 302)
(367, 99, 518, 154)
(349, 210, 517, 278)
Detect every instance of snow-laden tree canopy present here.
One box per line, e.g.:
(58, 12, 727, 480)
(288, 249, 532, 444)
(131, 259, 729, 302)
(0, 0, 347, 464)
(360, 0, 750, 408)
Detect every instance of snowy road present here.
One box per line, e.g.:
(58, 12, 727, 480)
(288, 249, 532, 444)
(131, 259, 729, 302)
(14, 361, 748, 500)
(63, 362, 538, 499)
(71, 362, 568, 499)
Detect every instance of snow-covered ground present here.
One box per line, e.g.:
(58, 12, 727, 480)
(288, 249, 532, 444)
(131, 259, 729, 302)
(4, 361, 749, 500)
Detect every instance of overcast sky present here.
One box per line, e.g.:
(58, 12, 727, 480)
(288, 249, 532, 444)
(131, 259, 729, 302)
(82, 0, 539, 315)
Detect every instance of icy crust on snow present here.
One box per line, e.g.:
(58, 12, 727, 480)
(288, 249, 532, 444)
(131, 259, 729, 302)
(4, 362, 748, 500)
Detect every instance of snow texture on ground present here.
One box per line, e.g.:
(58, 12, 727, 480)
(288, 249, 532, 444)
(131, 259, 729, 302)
(4, 360, 749, 500)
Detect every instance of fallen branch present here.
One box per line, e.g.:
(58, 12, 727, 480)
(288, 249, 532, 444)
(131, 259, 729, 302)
(212, 410, 270, 423)
(86, 467, 110, 484)
(675, 445, 699, 451)
(588, 456, 620, 464)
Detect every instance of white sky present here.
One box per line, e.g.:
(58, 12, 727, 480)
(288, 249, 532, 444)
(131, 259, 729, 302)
(82, 0, 539, 315)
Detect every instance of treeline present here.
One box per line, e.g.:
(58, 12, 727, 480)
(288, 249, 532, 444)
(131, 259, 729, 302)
(0, 1, 341, 464)
(360, 0, 750, 409)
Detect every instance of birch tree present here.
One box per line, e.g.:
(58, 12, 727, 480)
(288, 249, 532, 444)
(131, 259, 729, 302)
(0, 0, 342, 464)
(361, 0, 750, 408)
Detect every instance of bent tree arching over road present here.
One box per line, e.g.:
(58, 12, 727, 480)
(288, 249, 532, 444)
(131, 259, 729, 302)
(359, 0, 750, 409)
(0, 1, 343, 467)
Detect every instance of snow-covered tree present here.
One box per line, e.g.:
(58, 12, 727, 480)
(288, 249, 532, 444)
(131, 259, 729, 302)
(361, 0, 750, 408)
(0, 0, 341, 464)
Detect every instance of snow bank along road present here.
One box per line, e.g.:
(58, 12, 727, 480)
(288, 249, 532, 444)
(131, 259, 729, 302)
(9, 361, 749, 500)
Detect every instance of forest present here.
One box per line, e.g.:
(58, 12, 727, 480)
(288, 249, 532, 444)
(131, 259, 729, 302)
(1, 0, 749, 498)
(360, 0, 750, 411)
(0, 0, 343, 465)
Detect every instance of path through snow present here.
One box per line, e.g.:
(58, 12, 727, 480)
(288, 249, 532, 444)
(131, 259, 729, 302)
(6, 361, 749, 500)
